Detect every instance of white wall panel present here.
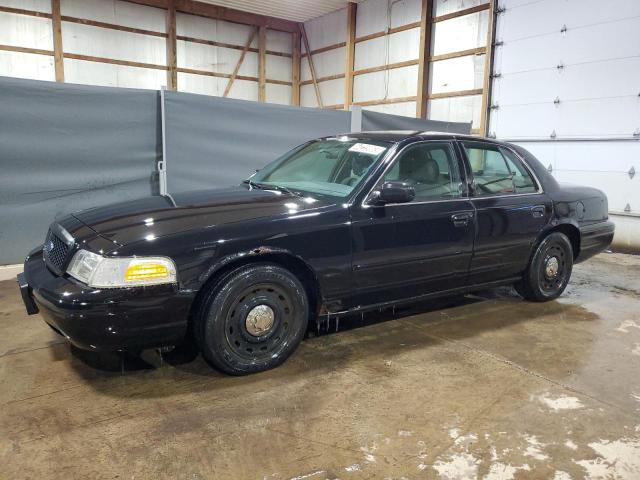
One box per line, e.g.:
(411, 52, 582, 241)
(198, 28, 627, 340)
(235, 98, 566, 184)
(266, 54, 291, 82)
(61, 0, 166, 32)
(63, 23, 166, 64)
(303, 8, 346, 50)
(356, 0, 421, 37)
(266, 29, 292, 54)
(431, 11, 488, 56)
(353, 65, 418, 103)
(226, 78, 258, 101)
(301, 47, 345, 81)
(364, 101, 417, 117)
(428, 94, 481, 128)
(354, 28, 420, 70)
(301, 78, 344, 108)
(0, 0, 50, 13)
(434, 0, 488, 17)
(177, 72, 224, 96)
(0, 50, 55, 80)
(64, 58, 166, 89)
(217, 20, 257, 47)
(430, 54, 485, 94)
(266, 84, 292, 105)
(0, 12, 53, 50)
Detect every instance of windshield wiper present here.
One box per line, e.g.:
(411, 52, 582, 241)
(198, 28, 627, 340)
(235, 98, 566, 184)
(242, 179, 302, 197)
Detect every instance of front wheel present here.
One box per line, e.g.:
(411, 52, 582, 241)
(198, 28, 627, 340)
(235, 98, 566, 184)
(515, 232, 574, 302)
(196, 264, 309, 375)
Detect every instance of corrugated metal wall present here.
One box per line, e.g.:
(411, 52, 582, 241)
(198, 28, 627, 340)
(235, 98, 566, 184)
(489, 0, 640, 251)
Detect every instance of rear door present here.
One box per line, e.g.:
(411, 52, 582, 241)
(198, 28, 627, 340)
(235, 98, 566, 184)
(349, 140, 475, 306)
(459, 140, 552, 284)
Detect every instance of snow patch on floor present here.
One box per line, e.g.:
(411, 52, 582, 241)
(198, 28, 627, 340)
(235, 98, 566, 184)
(616, 319, 640, 333)
(552, 471, 572, 480)
(565, 439, 578, 450)
(344, 464, 360, 472)
(483, 462, 530, 480)
(536, 392, 584, 411)
(433, 452, 480, 479)
(632, 343, 640, 356)
(522, 434, 550, 461)
(575, 437, 640, 479)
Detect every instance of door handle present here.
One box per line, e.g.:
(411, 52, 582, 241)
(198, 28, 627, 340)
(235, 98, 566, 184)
(531, 205, 546, 218)
(451, 212, 473, 227)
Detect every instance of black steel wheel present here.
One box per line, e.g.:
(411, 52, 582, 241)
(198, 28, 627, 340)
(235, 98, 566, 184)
(196, 263, 309, 375)
(515, 232, 573, 302)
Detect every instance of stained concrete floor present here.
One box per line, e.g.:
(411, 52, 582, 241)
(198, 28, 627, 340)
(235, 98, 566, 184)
(1, 253, 639, 479)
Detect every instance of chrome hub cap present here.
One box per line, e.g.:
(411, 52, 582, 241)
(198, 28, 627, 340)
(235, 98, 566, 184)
(245, 305, 275, 337)
(545, 256, 560, 279)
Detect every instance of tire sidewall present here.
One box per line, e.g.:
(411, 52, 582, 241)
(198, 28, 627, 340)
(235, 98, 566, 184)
(200, 264, 309, 375)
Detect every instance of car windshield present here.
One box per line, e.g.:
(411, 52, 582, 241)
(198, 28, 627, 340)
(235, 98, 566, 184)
(248, 138, 391, 199)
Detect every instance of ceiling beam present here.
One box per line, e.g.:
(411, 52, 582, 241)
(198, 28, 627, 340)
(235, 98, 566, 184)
(123, 0, 299, 32)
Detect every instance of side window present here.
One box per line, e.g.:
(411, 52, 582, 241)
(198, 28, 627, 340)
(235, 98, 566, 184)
(383, 142, 462, 201)
(463, 142, 537, 196)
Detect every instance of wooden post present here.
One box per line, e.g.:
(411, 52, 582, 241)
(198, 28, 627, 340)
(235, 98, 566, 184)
(344, 2, 357, 110)
(166, 0, 177, 90)
(291, 30, 301, 106)
(258, 26, 266, 102)
(300, 24, 322, 108)
(416, 0, 433, 118)
(224, 28, 257, 97)
(480, 0, 497, 135)
(51, 0, 64, 82)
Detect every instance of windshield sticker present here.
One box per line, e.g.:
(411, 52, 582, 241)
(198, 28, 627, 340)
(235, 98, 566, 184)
(348, 143, 386, 156)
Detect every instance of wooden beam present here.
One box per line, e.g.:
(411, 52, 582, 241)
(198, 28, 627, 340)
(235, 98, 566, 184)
(429, 46, 486, 62)
(291, 30, 301, 106)
(64, 53, 168, 70)
(224, 28, 257, 97)
(300, 24, 322, 108)
(177, 34, 289, 56)
(344, 2, 357, 110)
(353, 96, 417, 107)
(432, 3, 490, 23)
(165, 0, 177, 89)
(301, 41, 345, 58)
(428, 88, 483, 100)
(355, 21, 421, 44)
(0, 5, 51, 18)
(123, 0, 299, 32)
(300, 73, 345, 86)
(51, 0, 64, 82)
(258, 26, 266, 102)
(61, 16, 167, 37)
(417, 0, 433, 118)
(0, 44, 53, 56)
(480, 0, 497, 135)
(352, 59, 419, 77)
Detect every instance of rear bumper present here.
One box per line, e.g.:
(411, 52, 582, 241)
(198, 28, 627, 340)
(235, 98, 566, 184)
(20, 249, 192, 351)
(576, 220, 615, 263)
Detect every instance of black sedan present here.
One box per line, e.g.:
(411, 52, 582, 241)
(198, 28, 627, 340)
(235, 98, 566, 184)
(18, 132, 614, 375)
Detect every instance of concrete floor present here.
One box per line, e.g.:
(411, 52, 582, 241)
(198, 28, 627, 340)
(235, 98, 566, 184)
(1, 253, 639, 479)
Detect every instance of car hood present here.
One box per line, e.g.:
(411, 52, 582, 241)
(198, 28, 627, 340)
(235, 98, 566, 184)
(71, 186, 331, 247)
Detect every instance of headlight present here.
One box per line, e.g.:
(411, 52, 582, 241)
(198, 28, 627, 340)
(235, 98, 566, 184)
(66, 249, 177, 288)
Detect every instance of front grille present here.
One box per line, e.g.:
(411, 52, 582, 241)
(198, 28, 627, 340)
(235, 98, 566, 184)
(43, 228, 71, 273)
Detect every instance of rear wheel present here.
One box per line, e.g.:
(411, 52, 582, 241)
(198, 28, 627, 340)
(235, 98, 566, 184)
(515, 232, 573, 302)
(196, 263, 309, 375)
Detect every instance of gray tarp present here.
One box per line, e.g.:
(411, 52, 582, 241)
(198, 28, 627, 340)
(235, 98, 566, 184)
(0, 76, 161, 264)
(164, 91, 352, 193)
(360, 109, 471, 134)
(0, 77, 470, 264)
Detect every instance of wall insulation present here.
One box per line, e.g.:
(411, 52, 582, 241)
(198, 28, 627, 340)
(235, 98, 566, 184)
(489, 0, 640, 251)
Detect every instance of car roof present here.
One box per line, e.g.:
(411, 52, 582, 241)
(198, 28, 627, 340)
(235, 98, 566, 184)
(337, 130, 504, 145)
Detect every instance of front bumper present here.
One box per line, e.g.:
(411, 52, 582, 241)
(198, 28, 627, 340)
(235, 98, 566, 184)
(19, 249, 192, 351)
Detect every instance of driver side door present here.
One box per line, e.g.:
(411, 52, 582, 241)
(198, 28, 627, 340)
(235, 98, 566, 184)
(349, 140, 475, 307)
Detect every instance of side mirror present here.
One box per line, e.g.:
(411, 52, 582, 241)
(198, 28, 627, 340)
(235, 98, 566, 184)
(370, 181, 415, 205)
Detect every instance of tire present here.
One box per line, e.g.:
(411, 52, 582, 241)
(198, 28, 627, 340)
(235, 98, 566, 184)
(196, 263, 309, 375)
(515, 232, 574, 302)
